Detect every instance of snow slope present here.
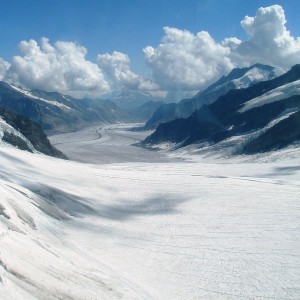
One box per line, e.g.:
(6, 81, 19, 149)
(1, 124, 300, 299)
(232, 65, 283, 90)
(9, 85, 72, 110)
(240, 79, 300, 112)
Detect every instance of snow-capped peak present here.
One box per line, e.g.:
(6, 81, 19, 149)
(232, 65, 284, 89)
(196, 64, 282, 100)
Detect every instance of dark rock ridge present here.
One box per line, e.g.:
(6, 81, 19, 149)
(0, 108, 67, 158)
(0, 83, 165, 133)
(0, 83, 132, 133)
(143, 64, 300, 154)
(243, 110, 300, 153)
(2, 131, 33, 153)
(144, 64, 280, 129)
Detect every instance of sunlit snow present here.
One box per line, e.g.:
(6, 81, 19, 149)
(9, 85, 72, 110)
(232, 66, 283, 89)
(240, 80, 300, 112)
(0, 124, 299, 299)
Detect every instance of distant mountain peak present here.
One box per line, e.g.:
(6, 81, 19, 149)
(102, 89, 152, 99)
(143, 64, 300, 154)
(145, 63, 282, 129)
(100, 89, 159, 110)
(198, 63, 283, 97)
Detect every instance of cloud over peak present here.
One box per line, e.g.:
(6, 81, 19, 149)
(232, 5, 300, 68)
(0, 5, 299, 100)
(5, 38, 109, 98)
(0, 58, 10, 81)
(144, 5, 300, 95)
(144, 27, 233, 93)
(2, 39, 158, 99)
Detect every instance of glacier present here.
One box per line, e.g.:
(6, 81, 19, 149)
(0, 124, 299, 299)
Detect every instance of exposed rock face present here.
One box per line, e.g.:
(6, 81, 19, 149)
(0, 82, 166, 132)
(2, 131, 33, 153)
(0, 108, 67, 159)
(242, 110, 300, 153)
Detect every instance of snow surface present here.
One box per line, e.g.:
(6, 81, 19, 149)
(232, 66, 280, 90)
(49, 124, 177, 164)
(240, 80, 300, 112)
(206, 66, 282, 97)
(9, 85, 72, 110)
(1, 123, 300, 299)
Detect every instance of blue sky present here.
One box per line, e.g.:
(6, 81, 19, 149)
(0, 0, 299, 99)
(1, 0, 299, 67)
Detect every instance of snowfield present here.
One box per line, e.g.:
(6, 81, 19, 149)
(9, 85, 72, 110)
(0, 124, 299, 299)
(239, 79, 300, 113)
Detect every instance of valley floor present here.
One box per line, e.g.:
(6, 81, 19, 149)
(0, 124, 299, 299)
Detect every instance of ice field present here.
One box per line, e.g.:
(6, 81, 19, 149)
(0, 124, 299, 299)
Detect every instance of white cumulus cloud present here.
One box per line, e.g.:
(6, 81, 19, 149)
(0, 58, 10, 80)
(1, 5, 300, 100)
(143, 5, 300, 95)
(221, 37, 241, 50)
(97, 51, 158, 92)
(144, 27, 233, 93)
(232, 5, 300, 68)
(5, 38, 109, 98)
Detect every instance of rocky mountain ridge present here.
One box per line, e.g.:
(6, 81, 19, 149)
(143, 64, 300, 154)
(0, 82, 135, 133)
(0, 108, 66, 158)
(144, 64, 282, 129)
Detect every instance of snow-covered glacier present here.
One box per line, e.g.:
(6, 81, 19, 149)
(0, 124, 299, 299)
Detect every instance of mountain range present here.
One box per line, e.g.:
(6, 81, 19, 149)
(100, 89, 160, 110)
(0, 82, 135, 133)
(143, 64, 300, 154)
(0, 63, 300, 157)
(144, 64, 283, 129)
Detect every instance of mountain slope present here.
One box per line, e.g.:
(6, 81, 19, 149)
(144, 64, 282, 129)
(243, 110, 300, 153)
(130, 100, 164, 122)
(0, 108, 66, 158)
(0, 128, 299, 299)
(144, 64, 300, 154)
(0, 82, 131, 133)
